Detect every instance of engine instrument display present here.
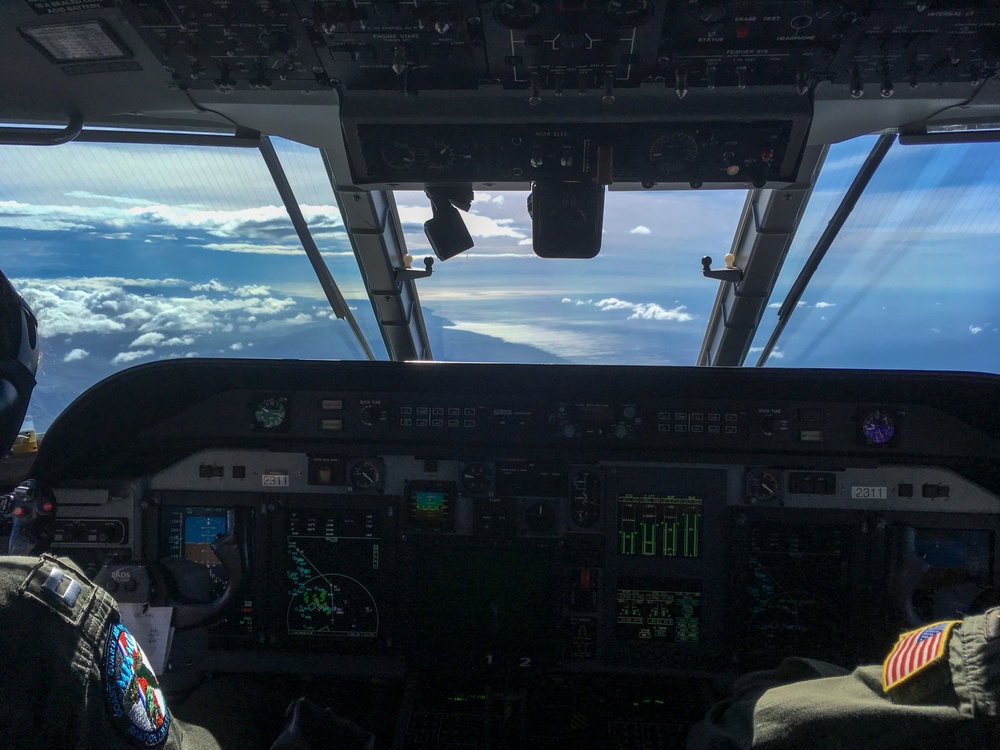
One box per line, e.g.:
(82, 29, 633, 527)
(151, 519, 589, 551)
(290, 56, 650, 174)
(616, 580, 701, 643)
(285, 509, 384, 639)
(618, 495, 702, 557)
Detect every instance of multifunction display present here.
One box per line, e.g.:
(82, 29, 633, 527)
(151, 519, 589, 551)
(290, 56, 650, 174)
(158, 505, 230, 599)
(616, 580, 701, 643)
(618, 495, 702, 558)
(286, 509, 384, 639)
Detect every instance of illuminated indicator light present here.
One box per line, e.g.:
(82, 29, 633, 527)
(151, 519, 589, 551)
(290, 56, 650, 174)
(12, 506, 25, 516)
(726, 165, 741, 176)
(736, 26, 749, 38)
(42, 502, 54, 513)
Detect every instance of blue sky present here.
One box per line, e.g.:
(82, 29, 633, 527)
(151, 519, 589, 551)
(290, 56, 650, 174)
(1, 134, 998, 432)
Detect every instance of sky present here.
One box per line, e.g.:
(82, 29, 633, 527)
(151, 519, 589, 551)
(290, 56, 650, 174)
(1, 134, 998, 432)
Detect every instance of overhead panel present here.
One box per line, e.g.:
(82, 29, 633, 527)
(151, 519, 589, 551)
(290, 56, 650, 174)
(91, 1, 1000, 189)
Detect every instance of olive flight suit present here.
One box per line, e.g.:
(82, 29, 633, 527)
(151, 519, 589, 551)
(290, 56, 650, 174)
(0, 554, 223, 750)
(688, 608, 1000, 749)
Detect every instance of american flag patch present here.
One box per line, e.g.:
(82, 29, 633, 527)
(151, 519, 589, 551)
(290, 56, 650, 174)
(882, 620, 960, 692)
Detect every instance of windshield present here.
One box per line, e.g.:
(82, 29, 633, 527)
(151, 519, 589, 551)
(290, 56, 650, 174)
(0, 137, 380, 430)
(751, 135, 1000, 371)
(2, 131, 998, 434)
(396, 188, 748, 365)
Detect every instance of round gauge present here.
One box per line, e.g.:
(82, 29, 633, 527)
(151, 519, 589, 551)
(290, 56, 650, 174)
(745, 468, 782, 504)
(524, 501, 556, 534)
(461, 462, 492, 495)
(381, 141, 415, 170)
(349, 459, 382, 492)
(570, 470, 601, 528)
(253, 397, 287, 430)
(649, 132, 699, 174)
(493, 0, 545, 30)
(606, 0, 654, 28)
(425, 141, 456, 174)
(861, 410, 896, 445)
(286, 574, 378, 637)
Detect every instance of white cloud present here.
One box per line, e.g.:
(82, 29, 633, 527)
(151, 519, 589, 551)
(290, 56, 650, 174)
(234, 284, 270, 297)
(627, 303, 694, 322)
(581, 297, 696, 322)
(749, 346, 784, 360)
(813, 301, 836, 309)
(0, 199, 346, 242)
(62, 348, 89, 362)
(19, 284, 128, 336)
(202, 243, 303, 255)
(63, 191, 155, 206)
(14, 276, 302, 342)
(111, 349, 154, 365)
(474, 192, 506, 205)
(162, 335, 197, 346)
(630, 225, 652, 235)
(595, 298, 634, 311)
(230, 342, 244, 351)
(970, 325, 983, 334)
(130, 332, 165, 347)
(191, 279, 229, 292)
(768, 302, 781, 308)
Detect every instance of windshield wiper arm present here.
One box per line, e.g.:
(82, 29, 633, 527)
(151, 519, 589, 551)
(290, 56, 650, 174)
(755, 132, 897, 367)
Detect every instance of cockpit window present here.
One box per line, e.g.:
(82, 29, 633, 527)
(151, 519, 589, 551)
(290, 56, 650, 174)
(395, 188, 749, 364)
(0, 136, 378, 431)
(5, 130, 1000, 433)
(752, 136, 1000, 373)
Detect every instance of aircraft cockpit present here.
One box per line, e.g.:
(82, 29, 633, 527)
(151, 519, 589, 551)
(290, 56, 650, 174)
(2, 2, 1000, 748)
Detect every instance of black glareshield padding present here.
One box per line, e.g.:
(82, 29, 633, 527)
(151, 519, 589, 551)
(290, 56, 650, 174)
(0, 271, 39, 454)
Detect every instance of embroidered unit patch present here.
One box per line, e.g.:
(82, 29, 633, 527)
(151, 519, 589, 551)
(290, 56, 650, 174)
(882, 620, 960, 693)
(104, 621, 170, 747)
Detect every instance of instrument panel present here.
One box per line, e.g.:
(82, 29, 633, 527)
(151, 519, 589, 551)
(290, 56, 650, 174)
(29, 360, 1000, 746)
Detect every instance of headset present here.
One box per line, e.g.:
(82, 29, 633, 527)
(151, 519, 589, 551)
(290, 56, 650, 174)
(0, 270, 39, 456)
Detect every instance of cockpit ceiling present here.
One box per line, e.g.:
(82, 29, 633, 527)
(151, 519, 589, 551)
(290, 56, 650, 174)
(2, 2, 999, 190)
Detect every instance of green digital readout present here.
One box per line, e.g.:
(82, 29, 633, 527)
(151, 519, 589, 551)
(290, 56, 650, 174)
(616, 582, 701, 643)
(618, 494, 702, 558)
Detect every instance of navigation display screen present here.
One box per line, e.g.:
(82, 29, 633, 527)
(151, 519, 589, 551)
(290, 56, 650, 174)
(285, 509, 383, 639)
(616, 579, 701, 643)
(618, 495, 702, 558)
